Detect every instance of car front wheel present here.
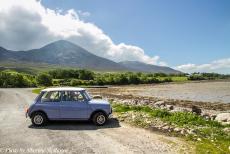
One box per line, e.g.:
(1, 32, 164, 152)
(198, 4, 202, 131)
(31, 112, 47, 126)
(92, 112, 107, 126)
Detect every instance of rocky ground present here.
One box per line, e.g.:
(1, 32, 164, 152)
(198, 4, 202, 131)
(87, 81, 230, 125)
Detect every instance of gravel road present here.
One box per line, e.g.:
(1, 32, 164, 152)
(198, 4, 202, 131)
(0, 88, 193, 154)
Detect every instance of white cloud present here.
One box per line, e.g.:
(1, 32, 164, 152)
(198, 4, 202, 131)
(0, 0, 166, 65)
(77, 10, 90, 18)
(175, 58, 230, 74)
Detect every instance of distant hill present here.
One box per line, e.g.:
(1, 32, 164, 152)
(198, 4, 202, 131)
(0, 40, 127, 71)
(119, 61, 181, 74)
(0, 40, 181, 73)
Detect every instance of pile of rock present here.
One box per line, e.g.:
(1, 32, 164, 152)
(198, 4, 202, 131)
(115, 110, 202, 137)
(108, 96, 230, 125)
(214, 113, 230, 125)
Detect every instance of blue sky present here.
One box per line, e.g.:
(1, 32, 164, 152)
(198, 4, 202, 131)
(0, 0, 229, 73)
(42, 0, 230, 67)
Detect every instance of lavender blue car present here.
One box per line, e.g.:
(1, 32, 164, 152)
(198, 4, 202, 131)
(26, 87, 112, 126)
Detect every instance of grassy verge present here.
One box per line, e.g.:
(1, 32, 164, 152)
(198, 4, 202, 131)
(32, 88, 44, 94)
(112, 103, 230, 154)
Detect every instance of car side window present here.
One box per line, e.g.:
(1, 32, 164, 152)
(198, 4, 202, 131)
(62, 91, 85, 102)
(41, 91, 61, 102)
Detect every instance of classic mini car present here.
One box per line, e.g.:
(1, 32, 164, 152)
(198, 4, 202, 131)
(26, 87, 112, 126)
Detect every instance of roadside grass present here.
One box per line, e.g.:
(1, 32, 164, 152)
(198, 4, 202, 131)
(112, 103, 221, 127)
(32, 88, 44, 94)
(112, 103, 230, 154)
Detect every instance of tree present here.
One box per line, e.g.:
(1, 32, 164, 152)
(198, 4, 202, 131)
(79, 70, 94, 80)
(128, 74, 140, 84)
(36, 73, 52, 86)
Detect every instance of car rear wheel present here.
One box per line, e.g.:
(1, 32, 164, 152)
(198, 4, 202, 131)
(31, 112, 47, 126)
(92, 112, 107, 126)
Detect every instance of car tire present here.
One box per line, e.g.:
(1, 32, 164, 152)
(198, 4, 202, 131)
(92, 112, 107, 126)
(31, 112, 47, 126)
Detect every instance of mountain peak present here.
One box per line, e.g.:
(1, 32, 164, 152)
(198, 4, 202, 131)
(40, 40, 78, 50)
(51, 40, 74, 45)
(0, 41, 181, 73)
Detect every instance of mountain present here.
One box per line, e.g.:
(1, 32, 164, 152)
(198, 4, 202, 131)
(0, 40, 181, 73)
(119, 61, 181, 74)
(0, 40, 127, 71)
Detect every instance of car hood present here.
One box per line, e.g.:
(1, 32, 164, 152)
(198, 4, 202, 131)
(88, 99, 110, 105)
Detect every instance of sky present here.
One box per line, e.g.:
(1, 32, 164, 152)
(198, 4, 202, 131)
(0, 0, 229, 73)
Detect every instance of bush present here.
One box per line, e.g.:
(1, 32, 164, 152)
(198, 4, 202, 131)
(36, 73, 52, 86)
(162, 77, 172, 82)
(0, 71, 36, 87)
(188, 74, 205, 80)
(70, 79, 82, 86)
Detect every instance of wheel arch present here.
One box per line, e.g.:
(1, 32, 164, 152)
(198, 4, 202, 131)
(90, 109, 107, 120)
(30, 110, 49, 119)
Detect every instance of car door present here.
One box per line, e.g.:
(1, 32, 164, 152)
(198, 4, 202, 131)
(60, 91, 89, 119)
(39, 91, 61, 119)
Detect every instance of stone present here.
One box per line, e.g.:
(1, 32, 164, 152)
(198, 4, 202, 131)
(154, 101, 165, 107)
(166, 105, 174, 110)
(132, 114, 136, 120)
(187, 129, 196, 135)
(174, 127, 182, 132)
(140, 99, 149, 105)
(162, 126, 170, 130)
(215, 113, 230, 122)
(223, 128, 230, 133)
(191, 105, 202, 115)
(210, 114, 217, 120)
(145, 120, 152, 124)
(201, 113, 211, 120)
(132, 99, 139, 105)
(180, 129, 186, 135)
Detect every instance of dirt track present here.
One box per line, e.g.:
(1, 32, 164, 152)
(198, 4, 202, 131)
(0, 88, 193, 154)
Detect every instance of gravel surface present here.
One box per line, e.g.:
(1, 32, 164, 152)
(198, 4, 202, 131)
(0, 88, 193, 154)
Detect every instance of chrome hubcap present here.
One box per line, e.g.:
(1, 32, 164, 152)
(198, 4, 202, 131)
(34, 115, 43, 125)
(97, 115, 105, 124)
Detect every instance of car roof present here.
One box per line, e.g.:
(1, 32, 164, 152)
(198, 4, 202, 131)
(41, 87, 85, 92)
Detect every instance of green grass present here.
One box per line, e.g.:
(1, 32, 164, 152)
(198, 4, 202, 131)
(195, 127, 230, 154)
(32, 88, 44, 94)
(112, 103, 220, 127)
(112, 103, 230, 153)
(171, 76, 188, 82)
(156, 76, 188, 82)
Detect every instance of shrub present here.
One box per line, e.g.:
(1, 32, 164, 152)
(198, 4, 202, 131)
(188, 74, 205, 80)
(0, 71, 35, 87)
(36, 73, 52, 86)
(70, 79, 82, 86)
